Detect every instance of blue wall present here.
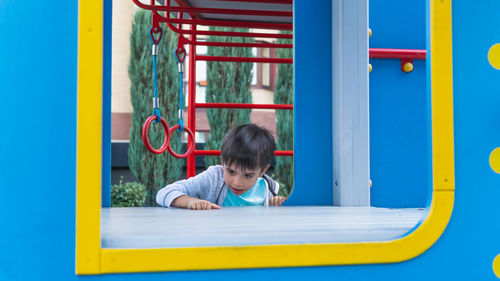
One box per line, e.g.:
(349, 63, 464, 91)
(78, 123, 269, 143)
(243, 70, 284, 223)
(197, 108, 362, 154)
(1, 0, 500, 280)
(102, 0, 113, 207)
(451, 0, 500, 277)
(287, 0, 332, 205)
(369, 0, 429, 207)
(0, 1, 78, 280)
(287, 0, 429, 207)
(288, 0, 429, 207)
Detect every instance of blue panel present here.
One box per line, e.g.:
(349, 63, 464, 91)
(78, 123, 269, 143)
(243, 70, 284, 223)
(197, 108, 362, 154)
(369, 0, 429, 207)
(286, 0, 333, 206)
(449, 0, 500, 278)
(0, 1, 79, 280)
(369, 0, 426, 49)
(369, 59, 429, 207)
(102, 0, 112, 207)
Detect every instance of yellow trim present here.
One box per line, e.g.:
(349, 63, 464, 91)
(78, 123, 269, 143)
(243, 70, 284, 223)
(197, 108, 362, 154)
(488, 43, 500, 70)
(76, 0, 455, 274)
(489, 147, 500, 174)
(99, 191, 453, 273)
(430, 0, 455, 192)
(75, 0, 102, 275)
(493, 254, 500, 278)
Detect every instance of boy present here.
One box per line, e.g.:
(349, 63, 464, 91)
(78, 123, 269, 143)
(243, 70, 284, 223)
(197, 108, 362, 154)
(156, 124, 287, 210)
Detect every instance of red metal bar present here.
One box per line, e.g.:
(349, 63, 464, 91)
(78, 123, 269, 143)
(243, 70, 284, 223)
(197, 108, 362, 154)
(160, 4, 292, 39)
(187, 25, 197, 178)
(196, 103, 292, 110)
(165, 27, 293, 39)
(187, 40, 292, 49)
(369, 48, 426, 59)
(199, 50, 425, 62)
(132, 0, 292, 17)
(214, 0, 293, 3)
(151, 14, 293, 30)
(163, 9, 292, 50)
(195, 150, 293, 156)
(163, 17, 292, 49)
(197, 55, 292, 64)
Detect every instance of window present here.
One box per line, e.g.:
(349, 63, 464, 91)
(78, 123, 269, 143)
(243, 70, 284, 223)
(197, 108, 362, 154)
(76, 0, 454, 274)
(251, 47, 274, 89)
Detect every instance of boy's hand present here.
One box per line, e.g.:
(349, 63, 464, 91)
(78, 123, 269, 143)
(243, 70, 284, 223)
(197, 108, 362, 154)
(187, 198, 221, 210)
(269, 196, 286, 206)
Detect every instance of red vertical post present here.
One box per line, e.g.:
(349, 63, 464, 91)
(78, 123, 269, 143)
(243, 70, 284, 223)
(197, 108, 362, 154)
(187, 24, 197, 178)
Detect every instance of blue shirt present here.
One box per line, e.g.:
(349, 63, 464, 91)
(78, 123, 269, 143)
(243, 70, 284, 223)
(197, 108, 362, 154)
(223, 178, 267, 207)
(156, 166, 279, 208)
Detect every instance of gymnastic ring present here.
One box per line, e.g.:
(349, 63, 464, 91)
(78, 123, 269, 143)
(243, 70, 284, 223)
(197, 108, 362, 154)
(142, 116, 170, 154)
(167, 124, 195, 158)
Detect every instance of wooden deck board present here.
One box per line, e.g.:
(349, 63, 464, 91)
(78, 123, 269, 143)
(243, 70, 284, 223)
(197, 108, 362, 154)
(101, 207, 425, 248)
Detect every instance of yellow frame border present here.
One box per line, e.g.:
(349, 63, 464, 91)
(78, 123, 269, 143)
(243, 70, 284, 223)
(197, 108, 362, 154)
(76, 0, 454, 274)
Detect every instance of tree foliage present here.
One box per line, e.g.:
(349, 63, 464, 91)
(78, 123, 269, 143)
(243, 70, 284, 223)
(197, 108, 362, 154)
(204, 27, 254, 166)
(128, 10, 182, 206)
(274, 32, 294, 196)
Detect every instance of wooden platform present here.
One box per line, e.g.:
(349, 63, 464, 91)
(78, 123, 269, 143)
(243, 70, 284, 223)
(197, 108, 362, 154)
(101, 207, 425, 248)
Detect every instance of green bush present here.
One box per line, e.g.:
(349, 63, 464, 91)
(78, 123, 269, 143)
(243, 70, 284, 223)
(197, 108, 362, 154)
(111, 178, 147, 207)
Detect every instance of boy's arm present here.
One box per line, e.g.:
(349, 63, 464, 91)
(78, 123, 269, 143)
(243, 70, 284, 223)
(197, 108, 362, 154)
(156, 166, 221, 208)
(264, 176, 287, 206)
(269, 196, 286, 206)
(171, 195, 221, 210)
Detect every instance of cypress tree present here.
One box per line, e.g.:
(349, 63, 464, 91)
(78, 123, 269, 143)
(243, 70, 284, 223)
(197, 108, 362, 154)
(274, 32, 294, 196)
(205, 27, 254, 166)
(128, 10, 182, 206)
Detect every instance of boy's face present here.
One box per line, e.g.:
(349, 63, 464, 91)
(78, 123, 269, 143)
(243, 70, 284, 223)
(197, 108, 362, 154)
(223, 163, 269, 196)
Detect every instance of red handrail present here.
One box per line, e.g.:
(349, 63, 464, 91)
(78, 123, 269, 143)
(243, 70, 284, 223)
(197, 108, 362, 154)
(214, 0, 293, 3)
(132, 0, 293, 18)
(161, 9, 292, 52)
(196, 103, 293, 110)
(185, 39, 292, 49)
(195, 150, 293, 156)
(148, 12, 293, 30)
(197, 56, 292, 64)
(163, 26, 293, 40)
(160, 0, 293, 41)
(195, 49, 426, 65)
(370, 48, 426, 59)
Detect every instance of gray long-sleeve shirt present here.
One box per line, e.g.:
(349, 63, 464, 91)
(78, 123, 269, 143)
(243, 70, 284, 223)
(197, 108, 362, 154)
(156, 165, 279, 207)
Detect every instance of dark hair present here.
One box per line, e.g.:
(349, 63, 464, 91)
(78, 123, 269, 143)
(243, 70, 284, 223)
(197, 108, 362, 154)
(220, 124, 276, 171)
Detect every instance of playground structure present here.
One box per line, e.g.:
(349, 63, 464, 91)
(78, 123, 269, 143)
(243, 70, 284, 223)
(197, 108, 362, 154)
(134, 0, 426, 178)
(1, 0, 500, 280)
(137, 0, 296, 166)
